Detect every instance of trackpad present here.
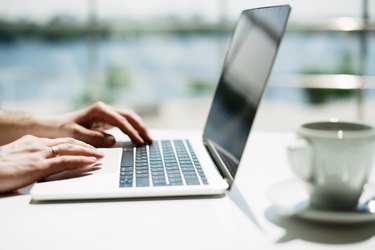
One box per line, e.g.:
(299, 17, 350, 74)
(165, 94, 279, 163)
(96, 148, 122, 174)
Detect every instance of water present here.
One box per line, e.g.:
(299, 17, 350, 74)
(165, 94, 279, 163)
(0, 32, 374, 110)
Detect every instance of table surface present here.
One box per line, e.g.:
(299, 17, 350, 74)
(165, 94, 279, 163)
(1, 129, 375, 250)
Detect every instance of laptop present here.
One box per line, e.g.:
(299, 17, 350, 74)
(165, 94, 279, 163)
(30, 5, 291, 200)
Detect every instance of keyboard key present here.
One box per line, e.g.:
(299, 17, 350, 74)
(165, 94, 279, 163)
(120, 178, 133, 187)
(121, 172, 133, 178)
(201, 177, 208, 184)
(151, 167, 164, 172)
(151, 170, 165, 175)
(166, 167, 179, 171)
(136, 177, 149, 187)
(152, 176, 166, 181)
(121, 166, 133, 171)
(185, 179, 200, 185)
(136, 174, 149, 179)
(121, 150, 134, 167)
(154, 182, 167, 186)
(167, 173, 182, 178)
(169, 181, 183, 186)
(166, 170, 181, 175)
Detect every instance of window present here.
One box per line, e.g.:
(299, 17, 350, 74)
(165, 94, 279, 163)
(0, 0, 373, 130)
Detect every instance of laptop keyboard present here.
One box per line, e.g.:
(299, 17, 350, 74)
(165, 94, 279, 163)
(119, 140, 209, 188)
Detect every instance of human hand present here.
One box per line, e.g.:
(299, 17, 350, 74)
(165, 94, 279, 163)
(0, 135, 103, 194)
(52, 102, 152, 147)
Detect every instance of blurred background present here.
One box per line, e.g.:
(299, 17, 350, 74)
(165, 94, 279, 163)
(0, 0, 374, 131)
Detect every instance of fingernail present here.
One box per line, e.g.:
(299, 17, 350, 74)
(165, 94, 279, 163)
(104, 136, 115, 146)
(96, 151, 105, 157)
(138, 138, 144, 145)
(88, 157, 97, 162)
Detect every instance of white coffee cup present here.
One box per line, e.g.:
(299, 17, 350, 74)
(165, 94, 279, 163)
(288, 120, 375, 210)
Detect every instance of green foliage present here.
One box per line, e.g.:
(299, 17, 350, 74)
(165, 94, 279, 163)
(337, 52, 357, 75)
(188, 78, 215, 93)
(0, 17, 109, 42)
(106, 64, 131, 89)
(76, 64, 132, 108)
(303, 88, 356, 104)
(302, 52, 358, 104)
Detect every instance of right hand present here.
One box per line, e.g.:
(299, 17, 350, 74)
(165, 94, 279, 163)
(0, 135, 103, 194)
(50, 102, 153, 147)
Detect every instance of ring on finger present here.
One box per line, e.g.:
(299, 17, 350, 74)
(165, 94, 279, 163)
(50, 145, 61, 157)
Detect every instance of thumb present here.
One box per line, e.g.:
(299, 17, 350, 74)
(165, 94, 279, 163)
(74, 126, 115, 147)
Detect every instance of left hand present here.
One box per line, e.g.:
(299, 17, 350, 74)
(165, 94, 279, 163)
(52, 102, 152, 147)
(0, 135, 103, 194)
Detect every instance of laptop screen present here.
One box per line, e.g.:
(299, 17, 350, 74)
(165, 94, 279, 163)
(203, 5, 290, 180)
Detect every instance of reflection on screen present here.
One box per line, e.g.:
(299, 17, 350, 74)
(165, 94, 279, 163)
(203, 6, 290, 178)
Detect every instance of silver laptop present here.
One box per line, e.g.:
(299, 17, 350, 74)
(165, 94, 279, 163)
(31, 5, 291, 201)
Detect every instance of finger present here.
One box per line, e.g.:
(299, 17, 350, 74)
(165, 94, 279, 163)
(42, 155, 98, 177)
(43, 165, 101, 181)
(118, 110, 153, 144)
(73, 125, 116, 147)
(92, 103, 145, 145)
(46, 143, 104, 159)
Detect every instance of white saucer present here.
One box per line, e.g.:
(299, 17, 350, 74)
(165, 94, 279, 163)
(267, 179, 375, 224)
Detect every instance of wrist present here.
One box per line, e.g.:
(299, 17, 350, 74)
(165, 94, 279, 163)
(0, 111, 48, 144)
(30, 114, 64, 138)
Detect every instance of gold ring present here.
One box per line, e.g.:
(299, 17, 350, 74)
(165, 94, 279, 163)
(50, 145, 60, 157)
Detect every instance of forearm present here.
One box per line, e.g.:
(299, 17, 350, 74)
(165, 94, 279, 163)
(0, 111, 60, 145)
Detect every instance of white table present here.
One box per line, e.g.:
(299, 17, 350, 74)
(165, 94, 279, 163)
(1, 130, 375, 250)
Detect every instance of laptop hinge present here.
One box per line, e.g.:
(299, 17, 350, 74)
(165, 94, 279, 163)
(203, 139, 234, 187)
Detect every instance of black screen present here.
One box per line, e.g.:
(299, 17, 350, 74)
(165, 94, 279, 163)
(203, 6, 290, 179)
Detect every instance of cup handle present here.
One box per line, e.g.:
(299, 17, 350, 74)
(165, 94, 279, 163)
(288, 138, 313, 182)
